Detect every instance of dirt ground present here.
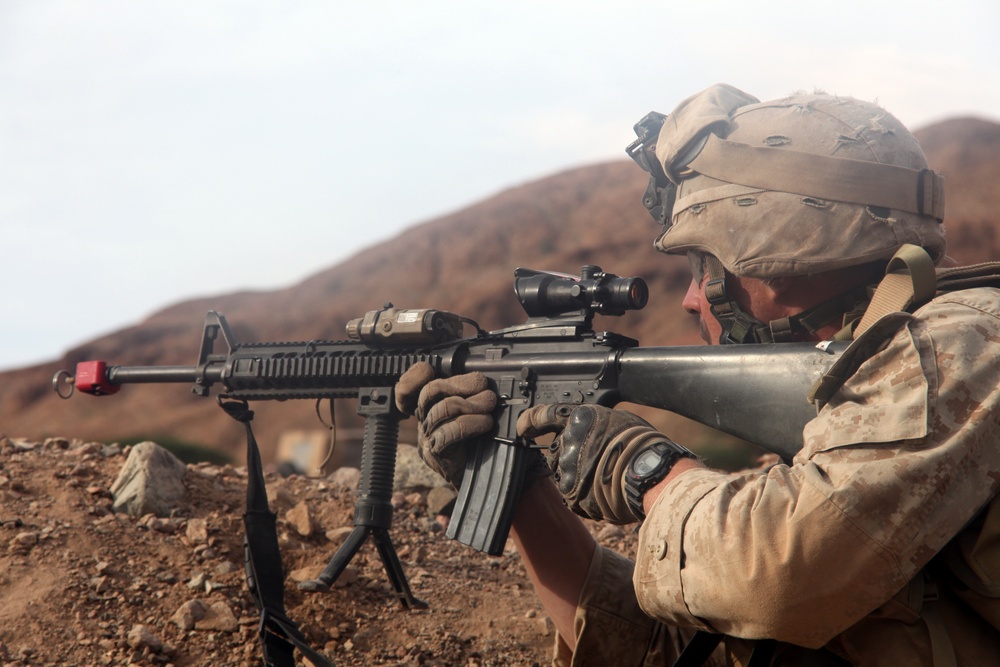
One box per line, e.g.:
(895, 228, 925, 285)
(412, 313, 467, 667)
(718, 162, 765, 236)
(0, 435, 638, 667)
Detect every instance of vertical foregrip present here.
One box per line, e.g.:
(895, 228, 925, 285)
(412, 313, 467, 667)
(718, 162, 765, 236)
(354, 413, 400, 529)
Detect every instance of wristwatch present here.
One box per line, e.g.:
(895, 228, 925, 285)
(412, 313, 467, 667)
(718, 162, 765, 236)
(624, 440, 696, 520)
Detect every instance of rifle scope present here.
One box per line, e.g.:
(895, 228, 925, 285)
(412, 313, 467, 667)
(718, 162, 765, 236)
(514, 265, 648, 318)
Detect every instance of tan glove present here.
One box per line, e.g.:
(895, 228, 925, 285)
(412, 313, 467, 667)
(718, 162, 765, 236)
(517, 404, 679, 524)
(395, 362, 497, 486)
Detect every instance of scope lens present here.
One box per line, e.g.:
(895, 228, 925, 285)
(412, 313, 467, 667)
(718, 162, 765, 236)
(626, 278, 649, 309)
(606, 277, 648, 311)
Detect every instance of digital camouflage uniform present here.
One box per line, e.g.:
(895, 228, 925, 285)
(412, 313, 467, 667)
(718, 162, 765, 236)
(553, 288, 1000, 666)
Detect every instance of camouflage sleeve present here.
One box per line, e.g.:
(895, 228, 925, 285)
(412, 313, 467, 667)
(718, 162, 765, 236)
(551, 545, 693, 667)
(633, 288, 1000, 648)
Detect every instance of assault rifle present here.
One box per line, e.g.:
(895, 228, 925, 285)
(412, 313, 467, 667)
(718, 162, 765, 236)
(53, 265, 845, 608)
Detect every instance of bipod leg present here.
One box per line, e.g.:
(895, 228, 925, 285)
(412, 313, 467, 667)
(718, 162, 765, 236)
(371, 527, 428, 609)
(299, 525, 370, 592)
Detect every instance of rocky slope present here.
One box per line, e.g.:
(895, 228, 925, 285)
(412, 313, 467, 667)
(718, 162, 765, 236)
(3, 434, 639, 666)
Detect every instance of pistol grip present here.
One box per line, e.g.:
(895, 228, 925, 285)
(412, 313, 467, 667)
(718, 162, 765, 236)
(446, 438, 526, 556)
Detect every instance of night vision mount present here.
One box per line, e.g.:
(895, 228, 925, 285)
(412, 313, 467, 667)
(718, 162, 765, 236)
(626, 110, 676, 227)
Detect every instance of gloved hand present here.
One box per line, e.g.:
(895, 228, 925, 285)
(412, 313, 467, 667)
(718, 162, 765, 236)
(394, 362, 497, 486)
(517, 404, 679, 524)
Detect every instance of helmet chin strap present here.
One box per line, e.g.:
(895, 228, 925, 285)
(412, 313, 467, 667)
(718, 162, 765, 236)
(702, 256, 872, 345)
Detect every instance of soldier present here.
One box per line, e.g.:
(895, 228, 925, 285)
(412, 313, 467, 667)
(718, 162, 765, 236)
(396, 85, 1000, 665)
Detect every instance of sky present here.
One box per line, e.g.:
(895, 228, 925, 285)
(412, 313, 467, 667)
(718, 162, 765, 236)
(2, 0, 999, 371)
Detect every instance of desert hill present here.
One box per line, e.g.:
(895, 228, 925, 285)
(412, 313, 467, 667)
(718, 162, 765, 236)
(915, 117, 1000, 262)
(1, 116, 998, 464)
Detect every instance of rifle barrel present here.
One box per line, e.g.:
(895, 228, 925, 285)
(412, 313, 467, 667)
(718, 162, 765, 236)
(106, 364, 224, 385)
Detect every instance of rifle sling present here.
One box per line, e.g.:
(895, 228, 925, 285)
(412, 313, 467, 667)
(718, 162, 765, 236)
(672, 633, 775, 667)
(672, 631, 722, 667)
(219, 398, 335, 667)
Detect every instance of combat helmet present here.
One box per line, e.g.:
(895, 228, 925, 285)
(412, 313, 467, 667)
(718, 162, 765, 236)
(626, 83, 946, 343)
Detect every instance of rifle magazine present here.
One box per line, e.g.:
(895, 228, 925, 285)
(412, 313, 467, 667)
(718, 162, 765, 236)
(447, 439, 526, 556)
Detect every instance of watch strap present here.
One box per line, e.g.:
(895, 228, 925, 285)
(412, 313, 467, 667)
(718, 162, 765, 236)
(624, 440, 696, 520)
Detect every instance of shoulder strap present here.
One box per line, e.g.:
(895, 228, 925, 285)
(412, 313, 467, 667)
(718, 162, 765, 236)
(809, 245, 936, 412)
(854, 244, 937, 338)
(936, 261, 1000, 292)
(921, 578, 959, 667)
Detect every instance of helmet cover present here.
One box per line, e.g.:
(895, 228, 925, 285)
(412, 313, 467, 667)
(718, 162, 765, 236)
(650, 84, 946, 278)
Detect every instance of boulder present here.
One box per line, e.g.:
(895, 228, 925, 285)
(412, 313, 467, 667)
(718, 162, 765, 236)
(110, 441, 187, 517)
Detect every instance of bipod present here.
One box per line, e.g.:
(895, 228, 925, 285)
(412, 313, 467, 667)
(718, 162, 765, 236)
(299, 388, 427, 610)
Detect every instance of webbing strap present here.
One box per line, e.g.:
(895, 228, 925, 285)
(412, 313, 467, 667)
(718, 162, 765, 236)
(702, 255, 871, 345)
(219, 399, 335, 667)
(672, 631, 722, 667)
(922, 580, 958, 667)
(687, 134, 945, 220)
(854, 244, 936, 338)
(703, 255, 771, 344)
(936, 261, 1000, 291)
(672, 633, 776, 667)
(747, 639, 776, 667)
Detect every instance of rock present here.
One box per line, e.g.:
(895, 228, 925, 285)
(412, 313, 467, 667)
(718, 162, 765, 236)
(266, 485, 294, 511)
(325, 526, 355, 544)
(427, 486, 457, 516)
(175, 598, 235, 632)
(393, 444, 446, 491)
(109, 442, 187, 518)
(332, 566, 359, 588)
(67, 441, 101, 457)
(171, 599, 207, 631)
(286, 500, 314, 536)
(100, 443, 122, 458)
(214, 561, 236, 576)
(597, 525, 625, 542)
(10, 531, 39, 553)
(186, 517, 209, 545)
(196, 601, 239, 632)
(146, 517, 178, 533)
(126, 625, 162, 652)
(327, 467, 360, 491)
(289, 564, 325, 582)
(596, 525, 625, 542)
(12, 439, 39, 452)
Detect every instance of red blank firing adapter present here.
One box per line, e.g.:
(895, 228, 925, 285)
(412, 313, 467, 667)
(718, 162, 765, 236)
(75, 361, 120, 396)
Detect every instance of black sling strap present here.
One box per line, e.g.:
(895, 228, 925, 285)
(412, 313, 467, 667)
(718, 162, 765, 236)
(673, 632, 776, 667)
(672, 631, 722, 666)
(220, 398, 335, 667)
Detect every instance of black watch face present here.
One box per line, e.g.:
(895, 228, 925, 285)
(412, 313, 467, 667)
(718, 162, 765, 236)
(632, 448, 664, 477)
